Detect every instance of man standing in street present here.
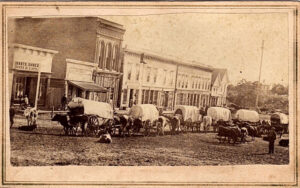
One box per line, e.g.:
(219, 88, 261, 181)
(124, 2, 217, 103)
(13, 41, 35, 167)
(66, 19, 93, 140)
(268, 127, 277, 154)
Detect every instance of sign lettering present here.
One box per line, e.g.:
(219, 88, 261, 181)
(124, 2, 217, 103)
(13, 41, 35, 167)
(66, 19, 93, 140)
(14, 61, 40, 72)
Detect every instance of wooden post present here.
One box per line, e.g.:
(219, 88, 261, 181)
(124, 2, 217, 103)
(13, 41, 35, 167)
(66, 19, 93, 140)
(34, 64, 41, 109)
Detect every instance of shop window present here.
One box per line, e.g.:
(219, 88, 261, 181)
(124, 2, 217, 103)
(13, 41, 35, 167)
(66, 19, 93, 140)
(141, 90, 145, 104)
(153, 91, 158, 105)
(122, 89, 127, 104)
(144, 90, 149, 104)
(149, 90, 154, 104)
(135, 90, 139, 104)
(13, 76, 26, 100)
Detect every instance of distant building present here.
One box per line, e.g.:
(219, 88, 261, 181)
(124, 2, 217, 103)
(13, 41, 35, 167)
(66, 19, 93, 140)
(176, 62, 212, 109)
(260, 83, 271, 94)
(8, 17, 125, 108)
(121, 47, 213, 110)
(210, 68, 229, 107)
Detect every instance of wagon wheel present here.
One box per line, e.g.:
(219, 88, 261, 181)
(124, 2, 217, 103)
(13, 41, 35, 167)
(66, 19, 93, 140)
(88, 116, 99, 136)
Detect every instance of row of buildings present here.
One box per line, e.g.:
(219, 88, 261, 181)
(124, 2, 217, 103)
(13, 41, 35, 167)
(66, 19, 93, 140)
(8, 17, 229, 111)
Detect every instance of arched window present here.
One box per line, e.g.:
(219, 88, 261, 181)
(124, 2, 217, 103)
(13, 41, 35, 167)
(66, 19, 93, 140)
(105, 43, 112, 70)
(99, 41, 105, 69)
(113, 45, 119, 71)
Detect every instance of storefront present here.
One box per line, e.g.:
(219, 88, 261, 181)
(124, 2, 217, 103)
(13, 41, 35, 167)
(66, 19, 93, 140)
(65, 59, 108, 103)
(9, 44, 58, 108)
(176, 90, 210, 108)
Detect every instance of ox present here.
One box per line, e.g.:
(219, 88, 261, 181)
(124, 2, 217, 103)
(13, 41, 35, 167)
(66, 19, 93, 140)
(202, 116, 212, 133)
(217, 126, 242, 144)
(169, 115, 181, 135)
(24, 107, 38, 127)
(157, 116, 169, 136)
(51, 114, 84, 135)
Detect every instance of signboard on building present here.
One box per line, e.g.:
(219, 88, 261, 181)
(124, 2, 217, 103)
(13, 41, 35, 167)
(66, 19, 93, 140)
(14, 61, 40, 72)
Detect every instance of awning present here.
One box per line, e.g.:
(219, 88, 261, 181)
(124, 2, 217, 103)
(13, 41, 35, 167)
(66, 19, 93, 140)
(68, 80, 108, 92)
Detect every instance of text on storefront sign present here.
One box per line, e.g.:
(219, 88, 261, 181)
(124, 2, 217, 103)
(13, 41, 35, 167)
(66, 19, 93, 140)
(15, 61, 40, 72)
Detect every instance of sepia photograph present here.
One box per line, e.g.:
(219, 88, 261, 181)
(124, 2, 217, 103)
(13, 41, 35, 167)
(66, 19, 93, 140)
(1, 2, 298, 187)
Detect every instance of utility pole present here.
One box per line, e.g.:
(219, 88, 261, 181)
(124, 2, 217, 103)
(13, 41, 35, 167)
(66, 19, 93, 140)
(255, 40, 264, 108)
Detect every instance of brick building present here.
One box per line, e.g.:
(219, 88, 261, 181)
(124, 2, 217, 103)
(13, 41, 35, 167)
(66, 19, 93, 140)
(8, 17, 125, 109)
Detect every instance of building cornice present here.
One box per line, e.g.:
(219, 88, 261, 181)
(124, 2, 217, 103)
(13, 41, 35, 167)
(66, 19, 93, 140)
(66, 58, 96, 67)
(11, 43, 58, 55)
(124, 48, 213, 72)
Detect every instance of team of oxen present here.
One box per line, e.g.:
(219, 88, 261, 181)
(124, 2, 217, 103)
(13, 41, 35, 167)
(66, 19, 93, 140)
(48, 98, 288, 145)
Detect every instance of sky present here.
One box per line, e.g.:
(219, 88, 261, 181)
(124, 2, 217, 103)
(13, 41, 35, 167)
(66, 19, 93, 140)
(101, 13, 289, 86)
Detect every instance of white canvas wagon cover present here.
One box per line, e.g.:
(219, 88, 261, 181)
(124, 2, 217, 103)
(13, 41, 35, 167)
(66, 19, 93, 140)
(174, 105, 200, 122)
(235, 109, 259, 122)
(207, 107, 231, 121)
(271, 113, 289, 124)
(68, 97, 113, 119)
(129, 104, 159, 122)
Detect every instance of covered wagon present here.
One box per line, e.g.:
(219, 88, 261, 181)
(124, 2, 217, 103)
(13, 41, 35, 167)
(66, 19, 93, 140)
(270, 112, 289, 134)
(207, 107, 232, 122)
(235, 109, 259, 123)
(174, 105, 201, 132)
(66, 97, 114, 136)
(128, 104, 160, 136)
(207, 107, 232, 132)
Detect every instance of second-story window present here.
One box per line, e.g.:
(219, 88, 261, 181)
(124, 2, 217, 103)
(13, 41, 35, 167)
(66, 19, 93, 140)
(136, 64, 140, 81)
(153, 68, 158, 83)
(147, 67, 151, 82)
(127, 64, 132, 80)
(98, 41, 105, 69)
(185, 75, 188, 88)
(163, 69, 167, 85)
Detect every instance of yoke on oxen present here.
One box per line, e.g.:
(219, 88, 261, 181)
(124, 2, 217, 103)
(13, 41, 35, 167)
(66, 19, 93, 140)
(128, 104, 160, 136)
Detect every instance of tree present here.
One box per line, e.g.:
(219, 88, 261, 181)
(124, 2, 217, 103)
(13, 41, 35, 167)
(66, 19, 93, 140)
(227, 79, 289, 113)
(271, 84, 288, 95)
(227, 80, 257, 108)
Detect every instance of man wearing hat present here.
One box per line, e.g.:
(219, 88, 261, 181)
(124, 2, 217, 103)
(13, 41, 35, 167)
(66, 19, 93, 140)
(267, 127, 277, 154)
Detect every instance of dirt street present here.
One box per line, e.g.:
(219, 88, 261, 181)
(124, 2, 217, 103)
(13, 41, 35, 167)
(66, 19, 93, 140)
(10, 117, 288, 166)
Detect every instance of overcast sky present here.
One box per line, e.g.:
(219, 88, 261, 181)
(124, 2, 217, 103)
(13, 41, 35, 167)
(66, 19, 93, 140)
(102, 13, 289, 86)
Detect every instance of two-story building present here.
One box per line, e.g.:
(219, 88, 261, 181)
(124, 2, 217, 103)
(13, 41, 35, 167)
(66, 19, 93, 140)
(120, 48, 177, 110)
(210, 68, 229, 107)
(175, 63, 213, 108)
(120, 47, 213, 110)
(8, 17, 125, 109)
